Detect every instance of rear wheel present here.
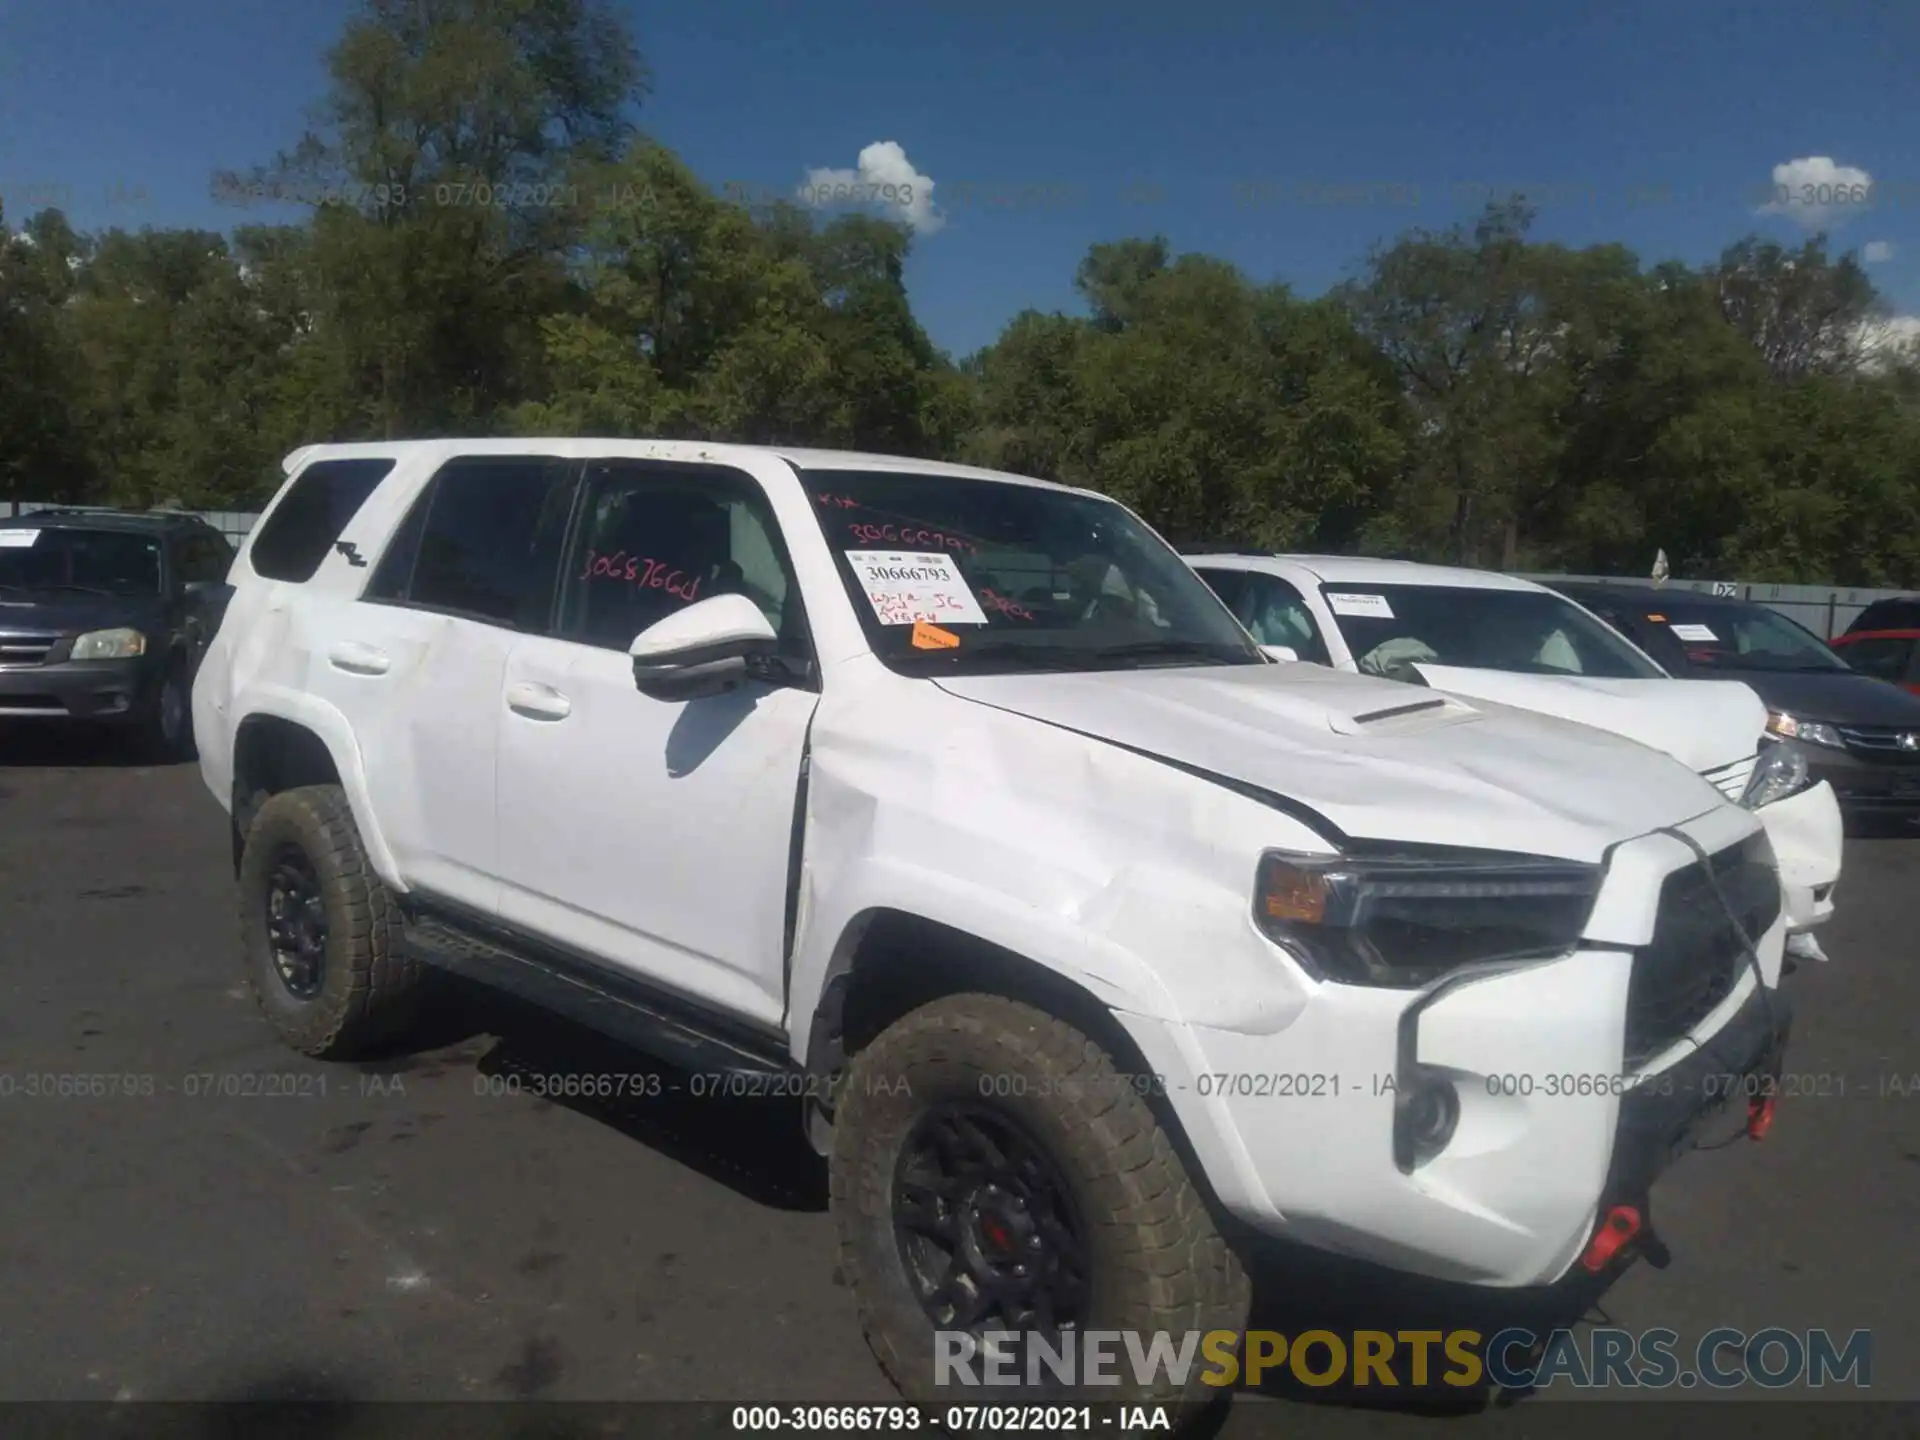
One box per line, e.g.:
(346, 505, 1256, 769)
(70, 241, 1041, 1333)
(830, 993, 1250, 1410)
(237, 785, 421, 1058)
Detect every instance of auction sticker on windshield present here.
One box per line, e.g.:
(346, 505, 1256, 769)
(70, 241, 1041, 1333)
(0, 530, 41, 548)
(1670, 623, 1718, 642)
(1327, 592, 1394, 619)
(846, 550, 988, 627)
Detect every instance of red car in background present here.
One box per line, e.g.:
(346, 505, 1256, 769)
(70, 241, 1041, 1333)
(1832, 627, 1920, 695)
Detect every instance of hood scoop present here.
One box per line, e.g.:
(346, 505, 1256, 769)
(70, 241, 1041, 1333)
(1327, 692, 1480, 737)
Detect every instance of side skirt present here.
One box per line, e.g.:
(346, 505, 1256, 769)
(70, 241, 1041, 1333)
(398, 894, 798, 1082)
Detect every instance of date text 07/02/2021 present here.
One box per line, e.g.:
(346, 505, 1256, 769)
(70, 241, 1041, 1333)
(728, 1404, 1176, 1432)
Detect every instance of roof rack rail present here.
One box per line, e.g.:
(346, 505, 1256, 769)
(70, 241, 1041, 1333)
(1176, 544, 1276, 556)
(15, 504, 204, 523)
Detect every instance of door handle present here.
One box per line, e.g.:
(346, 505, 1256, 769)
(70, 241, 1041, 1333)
(327, 641, 391, 676)
(506, 681, 572, 721)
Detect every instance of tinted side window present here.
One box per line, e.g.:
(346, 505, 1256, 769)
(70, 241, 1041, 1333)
(249, 459, 396, 583)
(177, 532, 233, 584)
(405, 458, 575, 628)
(363, 478, 436, 603)
(1840, 635, 1916, 682)
(556, 460, 810, 659)
(1239, 573, 1332, 665)
(1196, 567, 1249, 614)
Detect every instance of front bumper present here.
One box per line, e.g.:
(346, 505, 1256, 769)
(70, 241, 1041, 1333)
(1601, 981, 1790, 1206)
(0, 656, 156, 722)
(1806, 745, 1920, 817)
(1753, 781, 1842, 935)
(1113, 806, 1789, 1291)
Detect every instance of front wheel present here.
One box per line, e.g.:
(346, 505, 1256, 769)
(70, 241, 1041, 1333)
(830, 993, 1250, 1410)
(135, 655, 194, 763)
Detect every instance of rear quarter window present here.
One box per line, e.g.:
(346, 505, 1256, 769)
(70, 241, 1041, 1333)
(248, 458, 397, 583)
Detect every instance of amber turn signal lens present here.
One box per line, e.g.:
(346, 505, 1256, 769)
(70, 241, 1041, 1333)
(1261, 863, 1329, 925)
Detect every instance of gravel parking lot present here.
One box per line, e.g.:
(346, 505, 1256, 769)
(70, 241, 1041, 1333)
(2, 732, 1916, 1434)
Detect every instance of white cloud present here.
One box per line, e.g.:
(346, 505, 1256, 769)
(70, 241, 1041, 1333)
(1862, 239, 1895, 263)
(801, 140, 943, 236)
(1757, 156, 1874, 230)
(1859, 315, 1920, 372)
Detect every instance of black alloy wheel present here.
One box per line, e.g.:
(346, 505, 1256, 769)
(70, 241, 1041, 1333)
(264, 844, 329, 1001)
(890, 1100, 1093, 1341)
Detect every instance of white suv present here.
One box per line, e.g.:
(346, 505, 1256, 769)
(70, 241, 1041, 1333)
(194, 440, 1793, 1409)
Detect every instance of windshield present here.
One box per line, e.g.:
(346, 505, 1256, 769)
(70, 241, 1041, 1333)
(1319, 582, 1667, 681)
(799, 469, 1264, 674)
(1641, 601, 1851, 674)
(0, 527, 164, 597)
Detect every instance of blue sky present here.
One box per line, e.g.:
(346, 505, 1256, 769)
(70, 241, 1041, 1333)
(3, 0, 1918, 359)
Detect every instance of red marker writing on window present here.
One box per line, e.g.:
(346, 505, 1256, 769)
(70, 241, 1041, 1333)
(578, 550, 703, 602)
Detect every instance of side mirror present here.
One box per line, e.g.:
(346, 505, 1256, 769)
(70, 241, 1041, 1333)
(1260, 644, 1300, 663)
(630, 593, 779, 702)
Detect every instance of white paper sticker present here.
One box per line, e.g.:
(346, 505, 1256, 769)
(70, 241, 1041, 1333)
(1669, 623, 1718, 642)
(1326, 592, 1394, 619)
(0, 529, 41, 548)
(846, 550, 988, 627)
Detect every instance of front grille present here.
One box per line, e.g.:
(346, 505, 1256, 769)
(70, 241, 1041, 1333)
(0, 632, 58, 667)
(1835, 725, 1920, 763)
(1624, 832, 1780, 1067)
(1702, 755, 1757, 801)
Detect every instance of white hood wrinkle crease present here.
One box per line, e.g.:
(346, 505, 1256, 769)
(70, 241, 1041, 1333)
(1408, 665, 1768, 775)
(934, 664, 1729, 864)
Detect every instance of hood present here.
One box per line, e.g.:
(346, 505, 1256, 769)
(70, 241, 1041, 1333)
(0, 590, 161, 635)
(1409, 666, 1765, 774)
(933, 663, 1730, 863)
(1704, 666, 1920, 727)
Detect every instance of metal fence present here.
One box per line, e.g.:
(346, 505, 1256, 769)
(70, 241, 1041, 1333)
(4, 501, 1912, 639)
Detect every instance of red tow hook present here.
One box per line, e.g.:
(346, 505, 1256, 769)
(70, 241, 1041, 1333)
(1747, 1095, 1776, 1140)
(1579, 1204, 1642, 1274)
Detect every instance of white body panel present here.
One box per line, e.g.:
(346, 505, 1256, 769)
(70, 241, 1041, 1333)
(1188, 552, 1846, 939)
(197, 441, 1794, 1293)
(495, 631, 815, 1030)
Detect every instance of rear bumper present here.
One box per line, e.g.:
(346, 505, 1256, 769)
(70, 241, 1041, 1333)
(0, 657, 157, 721)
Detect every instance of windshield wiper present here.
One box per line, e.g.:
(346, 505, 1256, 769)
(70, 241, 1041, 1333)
(19, 582, 117, 597)
(1083, 638, 1256, 667)
(897, 641, 1092, 671)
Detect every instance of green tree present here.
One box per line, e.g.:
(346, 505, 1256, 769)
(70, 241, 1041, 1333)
(0, 207, 94, 502)
(214, 0, 648, 439)
(968, 238, 1406, 548)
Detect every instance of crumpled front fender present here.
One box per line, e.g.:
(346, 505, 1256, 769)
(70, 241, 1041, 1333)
(1755, 780, 1843, 937)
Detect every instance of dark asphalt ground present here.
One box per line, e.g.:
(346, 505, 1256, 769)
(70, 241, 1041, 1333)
(2, 729, 1916, 1437)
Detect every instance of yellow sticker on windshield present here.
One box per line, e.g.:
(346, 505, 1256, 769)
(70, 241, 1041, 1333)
(911, 621, 961, 650)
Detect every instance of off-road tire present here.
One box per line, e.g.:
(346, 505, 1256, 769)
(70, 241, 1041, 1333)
(831, 993, 1251, 1409)
(237, 784, 421, 1059)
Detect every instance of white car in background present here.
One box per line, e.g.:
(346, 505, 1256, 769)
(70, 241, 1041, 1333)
(1187, 553, 1844, 961)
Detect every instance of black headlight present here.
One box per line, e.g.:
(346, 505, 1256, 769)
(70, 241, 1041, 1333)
(1253, 849, 1603, 988)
